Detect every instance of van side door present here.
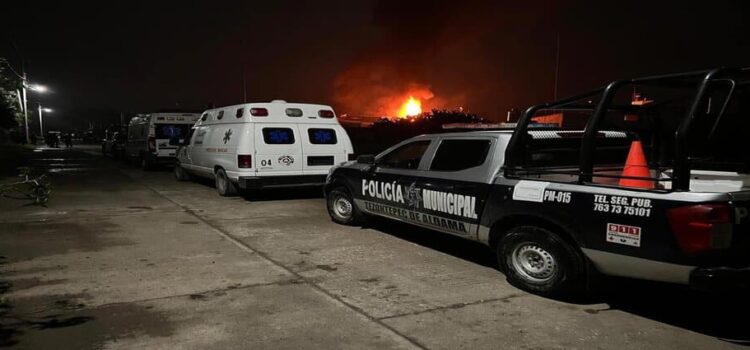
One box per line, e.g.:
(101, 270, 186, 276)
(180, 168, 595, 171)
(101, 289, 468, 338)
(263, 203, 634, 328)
(191, 125, 212, 174)
(178, 127, 196, 170)
(254, 124, 304, 175)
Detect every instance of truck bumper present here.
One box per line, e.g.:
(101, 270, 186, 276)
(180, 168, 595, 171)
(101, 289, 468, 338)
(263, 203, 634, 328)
(238, 175, 327, 190)
(145, 152, 176, 165)
(690, 266, 750, 292)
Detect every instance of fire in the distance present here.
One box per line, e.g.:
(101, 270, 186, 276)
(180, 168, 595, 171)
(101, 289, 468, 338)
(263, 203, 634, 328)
(398, 96, 422, 118)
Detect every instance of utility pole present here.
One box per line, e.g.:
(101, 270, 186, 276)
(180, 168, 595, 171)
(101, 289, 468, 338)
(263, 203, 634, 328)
(553, 32, 561, 101)
(242, 64, 247, 103)
(37, 103, 43, 135)
(22, 72, 29, 143)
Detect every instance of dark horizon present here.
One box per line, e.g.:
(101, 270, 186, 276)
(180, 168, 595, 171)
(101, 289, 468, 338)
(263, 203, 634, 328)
(3, 0, 750, 130)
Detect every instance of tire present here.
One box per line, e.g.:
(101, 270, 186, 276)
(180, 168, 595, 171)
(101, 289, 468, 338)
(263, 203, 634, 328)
(33, 185, 50, 205)
(215, 168, 237, 197)
(174, 163, 191, 181)
(497, 226, 586, 297)
(140, 155, 153, 171)
(326, 187, 365, 225)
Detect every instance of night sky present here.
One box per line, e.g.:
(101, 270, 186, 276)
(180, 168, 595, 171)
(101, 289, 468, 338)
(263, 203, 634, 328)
(3, 0, 750, 130)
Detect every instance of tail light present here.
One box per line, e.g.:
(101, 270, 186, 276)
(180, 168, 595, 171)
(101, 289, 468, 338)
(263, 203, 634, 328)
(348, 153, 357, 161)
(238, 154, 252, 168)
(148, 137, 156, 152)
(250, 108, 268, 117)
(318, 110, 335, 118)
(667, 203, 733, 255)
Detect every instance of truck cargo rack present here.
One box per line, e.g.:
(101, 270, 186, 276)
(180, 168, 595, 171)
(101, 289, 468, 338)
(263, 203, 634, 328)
(504, 67, 750, 191)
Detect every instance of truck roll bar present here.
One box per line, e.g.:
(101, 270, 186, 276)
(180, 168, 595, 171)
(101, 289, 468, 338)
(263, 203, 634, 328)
(504, 67, 749, 192)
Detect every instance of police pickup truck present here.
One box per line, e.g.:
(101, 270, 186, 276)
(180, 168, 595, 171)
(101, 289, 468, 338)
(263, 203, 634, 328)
(324, 68, 750, 296)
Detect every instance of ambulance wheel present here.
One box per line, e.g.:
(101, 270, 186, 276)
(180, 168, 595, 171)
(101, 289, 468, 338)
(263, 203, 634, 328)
(327, 187, 365, 225)
(174, 163, 191, 181)
(215, 168, 237, 197)
(498, 226, 585, 297)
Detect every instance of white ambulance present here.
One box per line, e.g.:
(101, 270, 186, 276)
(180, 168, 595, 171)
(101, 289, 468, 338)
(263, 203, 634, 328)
(173, 101, 354, 196)
(126, 112, 201, 169)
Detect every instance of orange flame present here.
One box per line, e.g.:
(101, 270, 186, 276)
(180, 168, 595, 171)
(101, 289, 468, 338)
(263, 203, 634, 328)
(398, 96, 422, 118)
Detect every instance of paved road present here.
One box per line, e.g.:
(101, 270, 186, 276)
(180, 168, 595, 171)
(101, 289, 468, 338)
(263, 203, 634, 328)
(0, 145, 748, 349)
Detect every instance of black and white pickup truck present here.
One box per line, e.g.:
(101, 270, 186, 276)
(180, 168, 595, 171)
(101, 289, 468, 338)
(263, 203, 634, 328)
(324, 68, 750, 296)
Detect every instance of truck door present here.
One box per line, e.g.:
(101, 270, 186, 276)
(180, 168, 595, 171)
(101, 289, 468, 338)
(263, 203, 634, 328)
(254, 124, 304, 175)
(415, 137, 495, 239)
(355, 139, 434, 227)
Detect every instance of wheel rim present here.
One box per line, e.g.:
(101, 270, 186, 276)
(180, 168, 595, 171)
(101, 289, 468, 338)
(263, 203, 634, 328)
(510, 242, 557, 283)
(332, 194, 353, 220)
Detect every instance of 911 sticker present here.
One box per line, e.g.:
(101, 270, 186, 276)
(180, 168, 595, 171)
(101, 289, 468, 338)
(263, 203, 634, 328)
(606, 223, 641, 247)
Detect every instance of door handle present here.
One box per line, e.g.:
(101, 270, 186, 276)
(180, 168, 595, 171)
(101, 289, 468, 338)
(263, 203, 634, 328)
(422, 183, 448, 190)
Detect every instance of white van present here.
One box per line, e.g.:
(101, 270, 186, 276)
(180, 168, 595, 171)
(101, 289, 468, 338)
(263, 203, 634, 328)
(126, 112, 201, 169)
(174, 101, 354, 196)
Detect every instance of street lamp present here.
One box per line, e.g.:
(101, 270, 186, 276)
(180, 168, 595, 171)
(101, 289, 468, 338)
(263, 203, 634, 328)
(38, 104, 52, 136)
(28, 84, 48, 93)
(23, 81, 49, 143)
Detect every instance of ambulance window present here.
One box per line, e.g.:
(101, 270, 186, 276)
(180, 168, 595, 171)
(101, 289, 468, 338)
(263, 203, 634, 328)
(200, 113, 208, 122)
(217, 110, 224, 120)
(308, 128, 337, 144)
(378, 140, 430, 170)
(263, 128, 295, 144)
(236, 108, 244, 118)
(430, 139, 491, 171)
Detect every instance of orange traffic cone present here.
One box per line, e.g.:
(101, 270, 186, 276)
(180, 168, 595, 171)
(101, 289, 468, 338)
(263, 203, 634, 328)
(619, 140, 654, 189)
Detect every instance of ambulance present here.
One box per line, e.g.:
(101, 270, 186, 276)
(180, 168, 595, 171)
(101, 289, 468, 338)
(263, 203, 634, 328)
(174, 101, 354, 196)
(125, 112, 201, 169)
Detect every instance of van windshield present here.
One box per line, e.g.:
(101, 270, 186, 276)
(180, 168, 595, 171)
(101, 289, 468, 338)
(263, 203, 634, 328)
(155, 124, 191, 140)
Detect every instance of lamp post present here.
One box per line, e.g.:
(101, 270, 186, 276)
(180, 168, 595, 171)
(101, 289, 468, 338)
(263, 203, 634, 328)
(37, 104, 52, 135)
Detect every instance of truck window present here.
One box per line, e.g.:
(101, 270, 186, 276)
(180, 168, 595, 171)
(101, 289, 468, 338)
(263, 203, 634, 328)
(217, 111, 224, 120)
(263, 128, 295, 144)
(155, 124, 190, 140)
(378, 140, 430, 170)
(430, 139, 491, 171)
(308, 128, 337, 144)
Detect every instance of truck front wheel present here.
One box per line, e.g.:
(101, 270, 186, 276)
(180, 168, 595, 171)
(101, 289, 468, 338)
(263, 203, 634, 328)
(497, 226, 585, 297)
(174, 163, 191, 181)
(326, 187, 365, 225)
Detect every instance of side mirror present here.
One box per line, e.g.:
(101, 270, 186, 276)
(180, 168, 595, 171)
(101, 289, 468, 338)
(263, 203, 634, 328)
(356, 155, 375, 164)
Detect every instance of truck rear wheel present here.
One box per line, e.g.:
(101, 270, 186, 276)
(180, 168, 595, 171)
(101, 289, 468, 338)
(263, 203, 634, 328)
(326, 187, 365, 225)
(215, 168, 237, 197)
(174, 163, 191, 181)
(497, 226, 585, 297)
(140, 155, 153, 171)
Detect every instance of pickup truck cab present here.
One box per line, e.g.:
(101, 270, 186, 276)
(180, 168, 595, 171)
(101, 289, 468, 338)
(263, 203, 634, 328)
(325, 68, 750, 296)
